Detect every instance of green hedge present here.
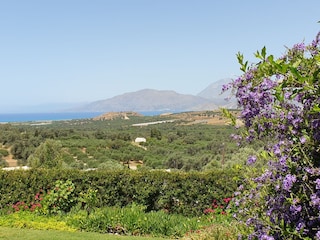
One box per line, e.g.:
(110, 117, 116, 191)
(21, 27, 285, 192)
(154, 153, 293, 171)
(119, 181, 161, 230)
(0, 169, 242, 216)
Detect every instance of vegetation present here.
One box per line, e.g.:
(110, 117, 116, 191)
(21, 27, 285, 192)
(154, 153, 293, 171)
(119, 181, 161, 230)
(224, 31, 320, 239)
(0, 182, 237, 238)
(0, 111, 261, 171)
(0, 169, 241, 216)
(1, 27, 318, 240)
(0, 112, 248, 239)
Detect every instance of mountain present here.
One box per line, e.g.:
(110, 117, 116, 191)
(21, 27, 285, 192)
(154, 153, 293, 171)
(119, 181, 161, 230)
(75, 89, 215, 112)
(70, 79, 238, 112)
(197, 78, 237, 108)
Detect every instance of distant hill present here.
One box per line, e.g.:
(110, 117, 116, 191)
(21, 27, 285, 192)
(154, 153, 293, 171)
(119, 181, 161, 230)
(197, 78, 231, 100)
(75, 89, 214, 112)
(197, 78, 237, 108)
(71, 80, 238, 112)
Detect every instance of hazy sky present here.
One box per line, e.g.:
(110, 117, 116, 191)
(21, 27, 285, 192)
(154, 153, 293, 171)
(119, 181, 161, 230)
(1, 0, 319, 112)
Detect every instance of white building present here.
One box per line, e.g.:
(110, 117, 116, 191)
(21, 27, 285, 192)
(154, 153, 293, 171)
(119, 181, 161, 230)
(134, 137, 146, 143)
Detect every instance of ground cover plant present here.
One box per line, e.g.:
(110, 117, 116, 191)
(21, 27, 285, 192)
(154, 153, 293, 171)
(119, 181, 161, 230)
(224, 31, 320, 239)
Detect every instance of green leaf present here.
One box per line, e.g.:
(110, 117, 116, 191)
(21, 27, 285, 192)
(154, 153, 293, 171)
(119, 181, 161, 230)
(221, 108, 236, 126)
(315, 54, 320, 66)
(237, 52, 248, 72)
(292, 59, 301, 68)
(255, 50, 261, 58)
(267, 55, 274, 63)
(274, 85, 284, 102)
(289, 66, 302, 81)
(261, 46, 266, 59)
(311, 104, 320, 113)
(259, 150, 270, 160)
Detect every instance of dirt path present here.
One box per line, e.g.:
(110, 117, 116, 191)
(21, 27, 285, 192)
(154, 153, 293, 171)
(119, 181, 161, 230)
(2, 146, 18, 167)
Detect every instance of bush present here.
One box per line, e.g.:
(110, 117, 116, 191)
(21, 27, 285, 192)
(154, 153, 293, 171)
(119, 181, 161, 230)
(0, 168, 243, 216)
(40, 180, 77, 215)
(0, 149, 9, 157)
(225, 31, 320, 238)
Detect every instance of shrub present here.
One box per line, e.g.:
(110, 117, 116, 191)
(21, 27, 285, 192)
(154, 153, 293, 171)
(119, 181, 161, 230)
(224, 31, 320, 238)
(40, 179, 77, 215)
(0, 149, 9, 157)
(0, 168, 243, 216)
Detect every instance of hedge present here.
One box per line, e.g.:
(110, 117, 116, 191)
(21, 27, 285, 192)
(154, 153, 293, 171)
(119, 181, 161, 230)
(0, 168, 243, 216)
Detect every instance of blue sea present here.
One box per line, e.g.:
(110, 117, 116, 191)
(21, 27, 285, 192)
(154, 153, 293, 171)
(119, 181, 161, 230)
(0, 111, 172, 123)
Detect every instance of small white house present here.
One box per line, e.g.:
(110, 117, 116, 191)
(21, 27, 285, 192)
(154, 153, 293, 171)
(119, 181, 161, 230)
(135, 137, 146, 143)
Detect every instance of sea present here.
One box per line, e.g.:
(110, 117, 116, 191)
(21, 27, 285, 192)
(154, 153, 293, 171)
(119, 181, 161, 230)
(0, 111, 174, 123)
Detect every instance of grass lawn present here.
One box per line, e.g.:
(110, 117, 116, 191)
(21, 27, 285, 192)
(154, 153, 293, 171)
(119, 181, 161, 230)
(0, 227, 169, 240)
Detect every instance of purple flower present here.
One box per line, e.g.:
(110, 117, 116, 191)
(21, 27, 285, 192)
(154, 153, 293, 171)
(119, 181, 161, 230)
(228, 32, 320, 239)
(296, 222, 305, 232)
(311, 194, 320, 206)
(279, 156, 287, 166)
(292, 42, 305, 52)
(246, 218, 254, 226)
(260, 234, 275, 240)
(300, 136, 307, 144)
(305, 167, 320, 175)
(282, 174, 297, 192)
(222, 83, 231, 92)
(247, 156, 257, 165)
(290, 204, 302, 215)
(315, 179, 320, 190)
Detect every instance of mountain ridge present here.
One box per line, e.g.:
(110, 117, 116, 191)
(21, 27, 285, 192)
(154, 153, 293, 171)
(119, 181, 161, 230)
(73, 79, 237, 112)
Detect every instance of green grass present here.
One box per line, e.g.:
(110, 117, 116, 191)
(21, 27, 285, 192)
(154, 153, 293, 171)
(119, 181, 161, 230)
(0, 227, 168, 240)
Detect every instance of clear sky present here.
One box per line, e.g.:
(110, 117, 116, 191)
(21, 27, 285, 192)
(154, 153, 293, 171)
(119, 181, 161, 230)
(0, 0, 319, 112)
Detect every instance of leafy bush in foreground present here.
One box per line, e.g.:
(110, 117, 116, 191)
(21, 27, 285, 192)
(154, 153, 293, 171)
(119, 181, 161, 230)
(225, 31, 320, 239)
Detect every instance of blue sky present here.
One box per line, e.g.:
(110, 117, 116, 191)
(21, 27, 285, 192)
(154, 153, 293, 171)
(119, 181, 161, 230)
(0, 0, 319, 112)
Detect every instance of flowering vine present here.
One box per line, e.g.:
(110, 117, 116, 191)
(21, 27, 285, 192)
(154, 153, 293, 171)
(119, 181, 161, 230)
(224, 31, 320, 239)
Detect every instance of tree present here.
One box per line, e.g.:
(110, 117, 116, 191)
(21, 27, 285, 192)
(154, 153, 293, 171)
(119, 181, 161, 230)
(27, 139, 63, 169)
(150, 128, 162, 140)
(225, 32, 320, 239)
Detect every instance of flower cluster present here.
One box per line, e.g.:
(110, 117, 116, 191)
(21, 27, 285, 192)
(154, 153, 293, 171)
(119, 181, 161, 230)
(203, 197, 233, 216)
(11, 191, 43, 213)
(224, 32, 320, 239)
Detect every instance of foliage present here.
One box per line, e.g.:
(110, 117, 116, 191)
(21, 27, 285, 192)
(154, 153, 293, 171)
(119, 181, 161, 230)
(27, 139, 64, 169)
(0, 113, 259, 171)
(68, 204, 207, 237)
(224, 32, 320, 239)
(77, 188, 98, 215)
(0, 203, 239, 239)
(0, 168, 242, 216)
(181, 222, 242, 240)
(40, 180, 77, 215)
(0, 149, 9, 157)
(0, 211, 76, 232)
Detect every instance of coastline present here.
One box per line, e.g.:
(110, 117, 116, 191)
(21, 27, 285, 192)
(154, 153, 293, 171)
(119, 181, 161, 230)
(0, 112, 103, 123)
